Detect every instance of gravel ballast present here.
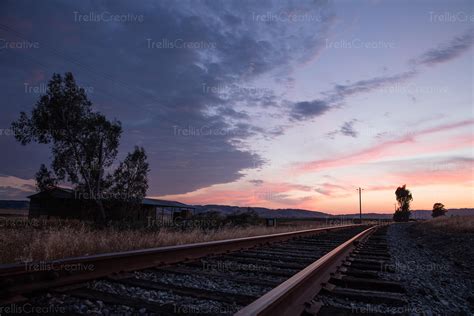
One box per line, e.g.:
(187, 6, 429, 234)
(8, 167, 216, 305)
(387, 223, 474, 315)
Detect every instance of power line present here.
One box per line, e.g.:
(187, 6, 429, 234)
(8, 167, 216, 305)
(357, 187, 364, 222)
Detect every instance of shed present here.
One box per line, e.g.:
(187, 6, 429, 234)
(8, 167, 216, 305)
(27, 187, 194, 221)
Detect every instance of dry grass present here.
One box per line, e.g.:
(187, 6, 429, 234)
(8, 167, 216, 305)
(421, 215, 474, 233)
(0, 208, 28, 216)
(0, 217, 336, 264)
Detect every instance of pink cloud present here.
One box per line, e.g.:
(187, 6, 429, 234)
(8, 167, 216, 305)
(158, 181, 316, 208)
(389, 165, 473, 187)
(314, 182, 351, 197)
(296, 119, 474, 173)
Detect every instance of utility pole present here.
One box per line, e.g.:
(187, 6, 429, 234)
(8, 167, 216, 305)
(357, 187, 364, 222)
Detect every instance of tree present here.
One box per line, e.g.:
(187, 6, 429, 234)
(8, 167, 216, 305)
(432, 203, 447, 218)
(106, 147, 149, 218)
(393, 185, 413, 222)
(35, 164, 57, 192)
(226, 208, 261, 226)
(11, 72, 148, 222)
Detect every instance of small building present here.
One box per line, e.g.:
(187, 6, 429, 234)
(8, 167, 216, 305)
(265, 218, 277, 227)
(28, 187, 194, 221)
(142, 198, 194, 222)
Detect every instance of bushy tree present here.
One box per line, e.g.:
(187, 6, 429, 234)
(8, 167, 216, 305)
(35, 164, 57, 192)
(226, 208, 261, 226)
(106, 147, 149, 218)
(393, 185, 413, 222)
(432, 203, 447, 218)
(12, 72, 149, 221)
(108, 146, 149, 203)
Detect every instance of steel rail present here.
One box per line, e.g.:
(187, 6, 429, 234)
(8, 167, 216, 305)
(0, 224, 360, 303)
(235, 225, 378, 316)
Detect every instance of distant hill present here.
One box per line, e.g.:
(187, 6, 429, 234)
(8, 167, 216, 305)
(0, 199, 471, 220)
(0, 200, 29, 210)
(336, 209, 474, 220)
(0, 200, 29, 216)
(193, 204, 474, 220)
(411, 209, 474, 219)
(193, 204, 331, 218)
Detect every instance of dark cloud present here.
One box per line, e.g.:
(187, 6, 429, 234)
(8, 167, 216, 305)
(327, 119, 358, 139)
(289, 29, 473, 122)
(248, 179, 264, 186)
(340, 121, 358, 137)
(0, 0, 333, 197)
(327, 71, 417, 103)
(290, 100, 331, 121)
(289, 71, 417, 121)
(411, 28, 473, 67)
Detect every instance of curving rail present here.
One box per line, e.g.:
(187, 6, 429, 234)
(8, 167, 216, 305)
(235, 225, 378, 316)
(0, 224, 362, 304)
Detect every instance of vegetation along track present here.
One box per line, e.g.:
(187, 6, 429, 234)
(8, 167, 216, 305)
(0, 225, 369, 315)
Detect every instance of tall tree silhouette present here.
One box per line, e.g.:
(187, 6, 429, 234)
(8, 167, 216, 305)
(393, 185, 413, 222)
(12, 72, 148, 221)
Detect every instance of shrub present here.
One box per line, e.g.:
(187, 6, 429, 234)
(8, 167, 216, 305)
(432, 203, 447, 218)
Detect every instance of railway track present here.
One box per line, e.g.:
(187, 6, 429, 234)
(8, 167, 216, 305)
(313, 225, 409, 315)
(238, 224, 410, 316)
(0, 224, 370, 315)
(1, 224, 408, 315)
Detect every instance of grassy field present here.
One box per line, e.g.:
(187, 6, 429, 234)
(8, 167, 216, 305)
(0, 208, 28, 216)
(419, 215, 474, 233)
(0, 217, 341, 264)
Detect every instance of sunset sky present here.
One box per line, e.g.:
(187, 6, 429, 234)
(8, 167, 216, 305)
(0, 0, 472, 213)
